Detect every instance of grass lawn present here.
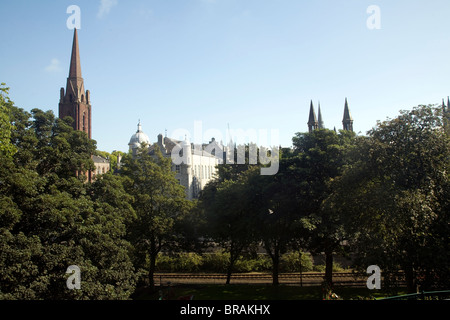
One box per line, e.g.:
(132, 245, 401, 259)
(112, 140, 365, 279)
(135, 284, 407, 301)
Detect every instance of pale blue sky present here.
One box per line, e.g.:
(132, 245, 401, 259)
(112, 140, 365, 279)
(1, 0, 450, 152)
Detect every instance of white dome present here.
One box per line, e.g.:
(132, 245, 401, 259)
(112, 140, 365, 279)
(129, 121, 150, 149)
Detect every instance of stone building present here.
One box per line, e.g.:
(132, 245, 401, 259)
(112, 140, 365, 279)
(58, 28, 92, 139)
(128, 122, 222, 200)
(92, 155, 110, 178)
(57, 28, 109, 180)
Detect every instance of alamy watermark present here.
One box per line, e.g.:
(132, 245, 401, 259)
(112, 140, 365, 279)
(66, 265, 81, 290)
(366, 265, 381, 290)
(66, 5, 81, 30)
(367, 5, 381, 30)
(170, 121, 280, 176)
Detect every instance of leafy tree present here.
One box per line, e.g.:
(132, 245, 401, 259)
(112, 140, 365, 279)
(120, 144, 191, 290)
(200, 171, 257, 284)
(291, 129, 356, 287)
(328, 105, 450, 292)
(0, 83, 17, 159)
(0, 101, 136, 299)
(248, 149, 319, 286)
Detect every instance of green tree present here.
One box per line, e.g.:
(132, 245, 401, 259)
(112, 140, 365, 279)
(200, 171, 257, 284)
(328, 105, 450, 292)
(0, 103, 136, 299)
(120, 144, 191, 290)
(0, 83, 17, 159)
(249, 150, 317, 286)
(291, 129, 356, 288)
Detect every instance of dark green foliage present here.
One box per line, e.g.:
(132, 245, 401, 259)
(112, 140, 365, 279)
(0, 89, 136, 299)
(120, 144, 193, 289)
(327, 105, 450, 291)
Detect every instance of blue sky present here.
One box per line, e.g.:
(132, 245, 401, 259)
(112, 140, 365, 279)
(1, 0, 450, 152)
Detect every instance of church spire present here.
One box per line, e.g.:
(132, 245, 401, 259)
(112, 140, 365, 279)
(342, 97, 354, 132)
(69, 28, 82, 79)
(318, 101, 324, 129)
(59, 28, 91, 139)
(308, 100, 318, 132)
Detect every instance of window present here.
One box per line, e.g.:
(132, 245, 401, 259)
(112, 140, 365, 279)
(175, 165, 181, 173)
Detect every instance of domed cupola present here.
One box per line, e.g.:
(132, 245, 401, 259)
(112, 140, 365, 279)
(128, 120, 151, 152)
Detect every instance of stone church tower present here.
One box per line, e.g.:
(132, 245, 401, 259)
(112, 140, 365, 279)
(308, 100, 319, 132)
(307, 98, 354, 132)
(59, 28, 92, 139)
(342, 98, 353, 132)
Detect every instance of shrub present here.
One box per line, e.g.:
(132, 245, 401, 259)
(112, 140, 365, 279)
(312, 262, 344, 272)
(201, 252, 230, 273)
(155, 253, 202, 272)
(280, 252, 314, 273)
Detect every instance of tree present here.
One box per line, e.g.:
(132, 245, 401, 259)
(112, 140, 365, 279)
(249, 148, 318, 286)
(292, 129, 356, 288)
(328, 105, 450, 292)
(120, 144, 191, 290)
(200, 170, 257, 284)
(0, 83, 17, 159)
(1, 102, 136, 299)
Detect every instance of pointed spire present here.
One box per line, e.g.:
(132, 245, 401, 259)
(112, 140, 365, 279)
(343, 97, 352, 121)
(307, 100, 319, 132)
(69, 28, 82, 79)
(308, 100, 317, 123)
(342, 98, 354, 132)
(318, 101, 324, 129)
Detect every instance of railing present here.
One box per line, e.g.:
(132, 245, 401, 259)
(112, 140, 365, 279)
(377, 290, 450, 300)
(154, 272, 397, 287)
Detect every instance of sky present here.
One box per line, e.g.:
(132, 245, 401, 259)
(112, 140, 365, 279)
(1, 0, 450, 152)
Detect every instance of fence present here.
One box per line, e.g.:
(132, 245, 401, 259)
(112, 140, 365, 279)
(154, 272, 406, 287)
(377, 290, 450, 300)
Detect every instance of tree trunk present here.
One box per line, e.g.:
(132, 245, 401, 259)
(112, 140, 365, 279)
(149, 252, 156, 290)
(148, 237, 160, 291)
(325, 250, 333, 288)
(226, 262, 234, 285)
(404, 265, 416, 293)
(272, 246, 280, 286)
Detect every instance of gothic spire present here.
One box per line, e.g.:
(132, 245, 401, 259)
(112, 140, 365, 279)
(59, 28, 90, 139)
(308, 100, 318, 132)
(318, 101, 324, 129)
(69, 28, 82, 79)
(342, 97, 354, 132)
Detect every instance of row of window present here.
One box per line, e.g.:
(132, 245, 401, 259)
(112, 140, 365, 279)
(97, 166, 108, 175)
(173, 164, 215, 180)
(193, 164, 215, 180)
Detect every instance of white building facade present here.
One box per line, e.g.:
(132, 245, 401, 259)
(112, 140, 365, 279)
(128, 122, 223, 200)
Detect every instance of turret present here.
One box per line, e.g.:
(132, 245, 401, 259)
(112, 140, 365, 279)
(318, 102, 324, 129)
(342, 98, 354, 132)
(308, 100, 319, 132)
